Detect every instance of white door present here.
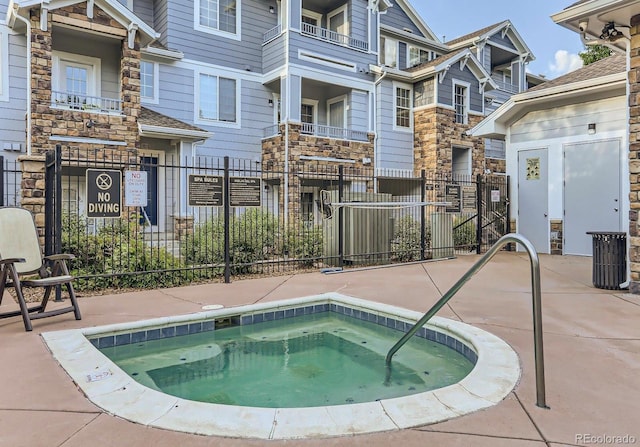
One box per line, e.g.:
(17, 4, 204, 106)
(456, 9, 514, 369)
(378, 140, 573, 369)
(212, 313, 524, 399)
(518, 148, 549, 253)
(564, 139, 622, 255)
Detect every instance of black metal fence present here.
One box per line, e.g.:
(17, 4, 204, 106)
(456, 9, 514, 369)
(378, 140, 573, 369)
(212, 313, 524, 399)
(38, 148, 509, 290)
(0, 156, 21, 207)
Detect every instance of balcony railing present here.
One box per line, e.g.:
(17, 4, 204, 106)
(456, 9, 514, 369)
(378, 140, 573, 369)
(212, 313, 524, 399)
(262, 124, 369, 142)
(300, 22, 368, 52)
(263, 25, 282, 44)
(491, 79, 520, 94)
(51, 90, 123, 114)
(300, 123, 369, 142)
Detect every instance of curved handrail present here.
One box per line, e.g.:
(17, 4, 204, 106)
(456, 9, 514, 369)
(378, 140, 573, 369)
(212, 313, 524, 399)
(385, 233, 548, 408)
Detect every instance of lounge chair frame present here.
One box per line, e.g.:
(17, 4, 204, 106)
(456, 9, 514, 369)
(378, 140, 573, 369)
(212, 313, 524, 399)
(0, 207, 81, 331)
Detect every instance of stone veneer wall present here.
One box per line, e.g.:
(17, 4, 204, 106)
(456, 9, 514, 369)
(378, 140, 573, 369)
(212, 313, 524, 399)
(629, 15, 640, 293)
(485, 157, 506, 175)
(262, 123, 375, 217)
(413, 106, 486, 177)
(29, 5, 140, 155)
(23, 4, 141, 243)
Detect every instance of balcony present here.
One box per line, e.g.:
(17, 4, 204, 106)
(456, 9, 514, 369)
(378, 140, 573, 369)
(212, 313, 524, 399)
(51, 91, 123, 114)
(263, 25, 282, 44)
(263, 124, 370, 142)
(491, 78, 520, 94)
(300, 22, 368, 52)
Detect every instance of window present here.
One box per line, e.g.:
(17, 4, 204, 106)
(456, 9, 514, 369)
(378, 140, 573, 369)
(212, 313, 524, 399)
(197, 73, 238, 125)
(394, 84, 411, 130)
(327, 96, 346, 129)
(52, 52, 101, 109)
(196, 0, 240, 39)
(408, 46, 431, 67)
(454, 82, 469, 124)
(140, 61, 158, 103)
(301, 103, 314, 134)
(380, 37, 397, 68)
(328, 5, 348, 37)
(0, 26, 8, 102)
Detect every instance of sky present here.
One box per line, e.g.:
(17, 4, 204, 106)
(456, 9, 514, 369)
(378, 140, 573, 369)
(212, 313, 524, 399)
(412, 1, 586, 79)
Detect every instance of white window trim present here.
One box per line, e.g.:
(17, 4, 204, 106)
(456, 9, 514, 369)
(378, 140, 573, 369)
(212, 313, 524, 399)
(453, 79, 471, 125)
(392, 81, 412, 133)
(140, 60, 159, 105)
(52, 51, 102, 97)
(301, 8, 322, 25)
(194, 69, 241, 128)
(0, 25, 9, 102)
(380, 36, 398, 68)
(327, 95, 347, 129)
(194, 0, 242, 41)
(272, 93, 280, 125)
(327, 4, 349, 36)
(301, 98, 319, 124)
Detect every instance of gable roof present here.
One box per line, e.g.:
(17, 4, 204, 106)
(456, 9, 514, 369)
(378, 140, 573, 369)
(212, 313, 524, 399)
(446, 20, 534, 63)
(7, 0, 159, 46)
(391, 0, 441, 42)
(407, 48, 498, 90)
(470, 54, 626, 139)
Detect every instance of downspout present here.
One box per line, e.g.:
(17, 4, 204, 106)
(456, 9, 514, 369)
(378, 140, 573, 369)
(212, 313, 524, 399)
(372, 68, 388, 193)
(283, 0, 291, 226)
(12, 6, 32, 155)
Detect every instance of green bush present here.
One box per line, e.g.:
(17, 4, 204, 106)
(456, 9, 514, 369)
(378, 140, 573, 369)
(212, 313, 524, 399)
(453, 217, 477, 248)
(283, 223, 323, 267)
(391, 215, 430, 262)
(62, 214, 185, 290)
(182, 209, 279, 273)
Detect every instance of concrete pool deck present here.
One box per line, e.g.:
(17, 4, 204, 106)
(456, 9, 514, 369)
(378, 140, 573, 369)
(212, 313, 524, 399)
(0, 252, 639, 446)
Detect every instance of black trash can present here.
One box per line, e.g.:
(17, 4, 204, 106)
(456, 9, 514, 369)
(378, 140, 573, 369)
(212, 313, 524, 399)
(586, 232, 627, 290)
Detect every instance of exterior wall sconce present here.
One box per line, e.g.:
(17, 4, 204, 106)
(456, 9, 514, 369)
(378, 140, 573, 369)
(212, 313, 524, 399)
(268, 99, 274, 107)
(86, 119, 95, 129)
(588, 123, 596, 135)
(269, 6, 275, 13)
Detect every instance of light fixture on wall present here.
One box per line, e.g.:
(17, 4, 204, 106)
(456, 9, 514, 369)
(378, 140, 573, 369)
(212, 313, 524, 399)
(268, 99, 274, 107)
(269, 5, 275, 13)
(600, 22, 627, 41)
(86, 119, 95, 129)
(588, 123, 596, 135)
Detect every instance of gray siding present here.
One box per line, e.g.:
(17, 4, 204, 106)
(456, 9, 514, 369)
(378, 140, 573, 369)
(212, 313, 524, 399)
(414, 78, 435, 107)
(165, 0, 277, 73)
(154, 0, 169, 46)
(398, 42, 407, 69)
(488, 33, 517, 52)
(133, 0, 155, 27)
(437, 64, 483, 113)
(262, 36, 286, 73)
(376, 80, 414, 170)
(482, 45, 491, 71)
(349, 90, 369, 132)
(288, 32, 375, 80)
(0, 31, 27, 162)
(349, 1, 369, 45)
(380, 0, 424, 37)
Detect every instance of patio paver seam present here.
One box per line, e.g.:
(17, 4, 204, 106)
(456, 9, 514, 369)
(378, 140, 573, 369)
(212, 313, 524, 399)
(57, 412, 103, 447)
(513, 392, 552, 447)
(411, 426, 548, 444)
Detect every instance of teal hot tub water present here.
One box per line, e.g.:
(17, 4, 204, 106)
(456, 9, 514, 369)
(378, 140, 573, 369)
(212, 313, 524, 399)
(99, 312, 474, 408)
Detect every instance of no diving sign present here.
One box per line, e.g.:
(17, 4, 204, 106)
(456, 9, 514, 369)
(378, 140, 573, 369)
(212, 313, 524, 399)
(86, 169, 122, 218)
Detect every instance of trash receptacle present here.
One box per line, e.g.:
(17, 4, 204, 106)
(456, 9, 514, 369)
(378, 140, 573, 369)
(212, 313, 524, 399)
(586, 232, 627, 290)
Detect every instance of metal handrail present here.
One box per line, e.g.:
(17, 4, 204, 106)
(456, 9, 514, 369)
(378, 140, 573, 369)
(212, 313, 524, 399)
(385, 233, 548, 408)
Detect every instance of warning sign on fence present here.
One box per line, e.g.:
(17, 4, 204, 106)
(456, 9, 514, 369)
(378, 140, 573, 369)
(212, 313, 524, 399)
(86, 169, 122, 218)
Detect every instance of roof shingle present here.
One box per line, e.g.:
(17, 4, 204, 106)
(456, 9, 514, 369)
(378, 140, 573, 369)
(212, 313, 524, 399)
(526, 54, 625, 92)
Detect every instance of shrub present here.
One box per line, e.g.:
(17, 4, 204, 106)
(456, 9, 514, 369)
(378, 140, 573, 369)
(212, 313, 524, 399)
(391, 215, 430, 262)
(283, 223, 323, 267)
(453, 217, 477, 248)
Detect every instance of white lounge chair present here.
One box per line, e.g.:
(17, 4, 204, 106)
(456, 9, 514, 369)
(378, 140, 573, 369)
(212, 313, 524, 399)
(0, 207, 81, 331)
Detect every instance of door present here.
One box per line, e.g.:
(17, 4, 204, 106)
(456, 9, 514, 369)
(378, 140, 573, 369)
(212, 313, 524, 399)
(140, 156, 158, 226)
(328, 98, 345, 129)
(564, 140, 622, 255)
(518, 148, 549, 253)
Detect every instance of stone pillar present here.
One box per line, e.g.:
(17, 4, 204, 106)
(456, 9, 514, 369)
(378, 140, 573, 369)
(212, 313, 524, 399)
(19, 155, 47, 246)
(629, 14, 640, 293)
